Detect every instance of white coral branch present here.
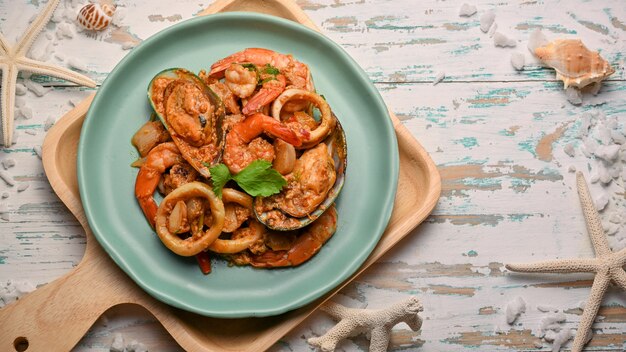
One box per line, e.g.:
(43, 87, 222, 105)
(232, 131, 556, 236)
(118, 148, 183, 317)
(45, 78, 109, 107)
(308, 296, 423, 352)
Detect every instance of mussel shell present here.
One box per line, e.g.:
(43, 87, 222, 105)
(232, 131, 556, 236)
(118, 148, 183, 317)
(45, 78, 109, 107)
(147, 68, 225, 175)
(254, 116, 347, 231)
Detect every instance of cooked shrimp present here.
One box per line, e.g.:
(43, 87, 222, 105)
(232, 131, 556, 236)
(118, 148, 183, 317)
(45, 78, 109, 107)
(210, 48, 294, 78)
(245, 205, 337, 267)
(210, 48, 311, 89)
(135, 142, 184, 228)
(210, 48, 312, 113)
(242, 73, 286, 115)
(223, 113, 302, 173)
(224, 63, 257, 99)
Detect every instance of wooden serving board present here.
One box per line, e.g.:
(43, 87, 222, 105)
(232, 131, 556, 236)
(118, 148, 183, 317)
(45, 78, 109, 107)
(0, 1, 440, 351)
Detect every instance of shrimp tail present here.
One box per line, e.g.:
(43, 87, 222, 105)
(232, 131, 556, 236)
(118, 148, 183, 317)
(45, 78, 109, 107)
(242, 75, 286, 115)
(258, 113, 302, 146)
(248, 250, 290, 268)
(210, 48, 290, 77)
(209, 52, 247, 76)
(232, 113, 301, 147)
(135, 168, 160, 228)
(248, 206, 337, 268)
(264, 121, 302, 147)
(134, 142, 183, 228)
(247, 230, 324, 267)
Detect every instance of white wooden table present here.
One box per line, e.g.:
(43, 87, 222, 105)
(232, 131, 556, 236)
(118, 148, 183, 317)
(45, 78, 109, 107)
(1, 0, 625, 350)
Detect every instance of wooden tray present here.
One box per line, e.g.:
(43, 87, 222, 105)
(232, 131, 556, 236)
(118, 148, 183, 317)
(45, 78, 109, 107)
(0, 1, 440, 351)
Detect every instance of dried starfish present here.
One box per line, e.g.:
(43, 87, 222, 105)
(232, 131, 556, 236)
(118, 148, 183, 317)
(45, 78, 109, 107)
(0, 0, 96, 147)
(506, 172, 626, 352)
(308, 296, 423, 352)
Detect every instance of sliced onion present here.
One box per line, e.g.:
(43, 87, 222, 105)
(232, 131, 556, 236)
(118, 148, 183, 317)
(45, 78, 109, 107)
(132, 121, 169, 157)
(168, 200, 187, 234)
(272, 139, 296, 175)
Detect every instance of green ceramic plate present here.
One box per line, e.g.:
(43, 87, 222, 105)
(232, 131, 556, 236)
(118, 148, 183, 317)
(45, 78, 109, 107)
(78, 13, 398, 318)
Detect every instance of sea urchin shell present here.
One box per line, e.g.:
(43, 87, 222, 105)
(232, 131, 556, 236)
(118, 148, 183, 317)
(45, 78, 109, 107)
(77, 3, 116, 31)
(534, 39, 615, 89)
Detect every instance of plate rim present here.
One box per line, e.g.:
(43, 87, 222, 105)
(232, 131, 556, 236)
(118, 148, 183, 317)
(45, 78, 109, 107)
(77, 12, 399, 318)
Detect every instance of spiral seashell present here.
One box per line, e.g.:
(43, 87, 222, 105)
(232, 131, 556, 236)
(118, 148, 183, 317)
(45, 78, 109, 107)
(534, 39, 615, 89)
(76, 3, 116, 31)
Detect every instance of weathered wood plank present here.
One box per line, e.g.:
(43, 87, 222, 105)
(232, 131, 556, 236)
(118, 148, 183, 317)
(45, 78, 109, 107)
(1, 0, 625, 351)
(300, 0, 626, 82)
(0, 0, 624, 85)
(2, 80, 623, 351)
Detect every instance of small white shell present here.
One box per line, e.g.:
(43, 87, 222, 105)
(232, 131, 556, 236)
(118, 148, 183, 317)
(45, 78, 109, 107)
(77, 3, 116, 31)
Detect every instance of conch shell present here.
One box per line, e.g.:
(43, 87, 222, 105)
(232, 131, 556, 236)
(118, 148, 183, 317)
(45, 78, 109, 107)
(77, 3, 116, 31)
(534, 39, 614, 89)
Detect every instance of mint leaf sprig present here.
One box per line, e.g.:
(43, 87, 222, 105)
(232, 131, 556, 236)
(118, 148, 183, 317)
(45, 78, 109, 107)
(207, 160, 286, 198)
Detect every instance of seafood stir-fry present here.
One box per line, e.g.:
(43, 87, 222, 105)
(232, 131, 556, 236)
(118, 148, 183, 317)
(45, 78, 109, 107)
(132, 48, 346, 274)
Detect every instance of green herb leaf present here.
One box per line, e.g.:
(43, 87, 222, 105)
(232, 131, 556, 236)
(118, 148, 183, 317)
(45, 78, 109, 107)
(259, 76, 277, 85)
(208, 163, 232, 198)
(262, 64, 280, 75)
(241, 63, 257, 71)
(233, 160, 286, 197)
(208, 160, 286, 198)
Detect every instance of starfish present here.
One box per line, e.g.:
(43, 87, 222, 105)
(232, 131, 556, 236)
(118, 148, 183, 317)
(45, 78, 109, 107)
(0, 0, 96, 147)
(308, 296, 423, 352)
(506, 172, 626, 352)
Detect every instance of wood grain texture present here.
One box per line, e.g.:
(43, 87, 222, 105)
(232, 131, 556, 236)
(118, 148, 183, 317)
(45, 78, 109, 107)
(1, 0, 625, 351)
(1, 1, 440, 351)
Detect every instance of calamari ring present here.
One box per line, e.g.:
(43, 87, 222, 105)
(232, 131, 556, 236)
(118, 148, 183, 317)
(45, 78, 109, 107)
(271, 89, 335, 149)
(208, 219, 265, 254)
(223, 188, 253, 209)
(208, 188, 263, 253)
(155, 182, 224, 256)
(218, 188, 253, 233)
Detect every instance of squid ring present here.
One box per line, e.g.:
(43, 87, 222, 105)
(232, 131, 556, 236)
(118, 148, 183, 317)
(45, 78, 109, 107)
(208, 219, 265, 254)
(207, 188, 263, 253)
(222, 188, 253, 209)
(271, 89, 335, 149)
(155, 182, 224, 256)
